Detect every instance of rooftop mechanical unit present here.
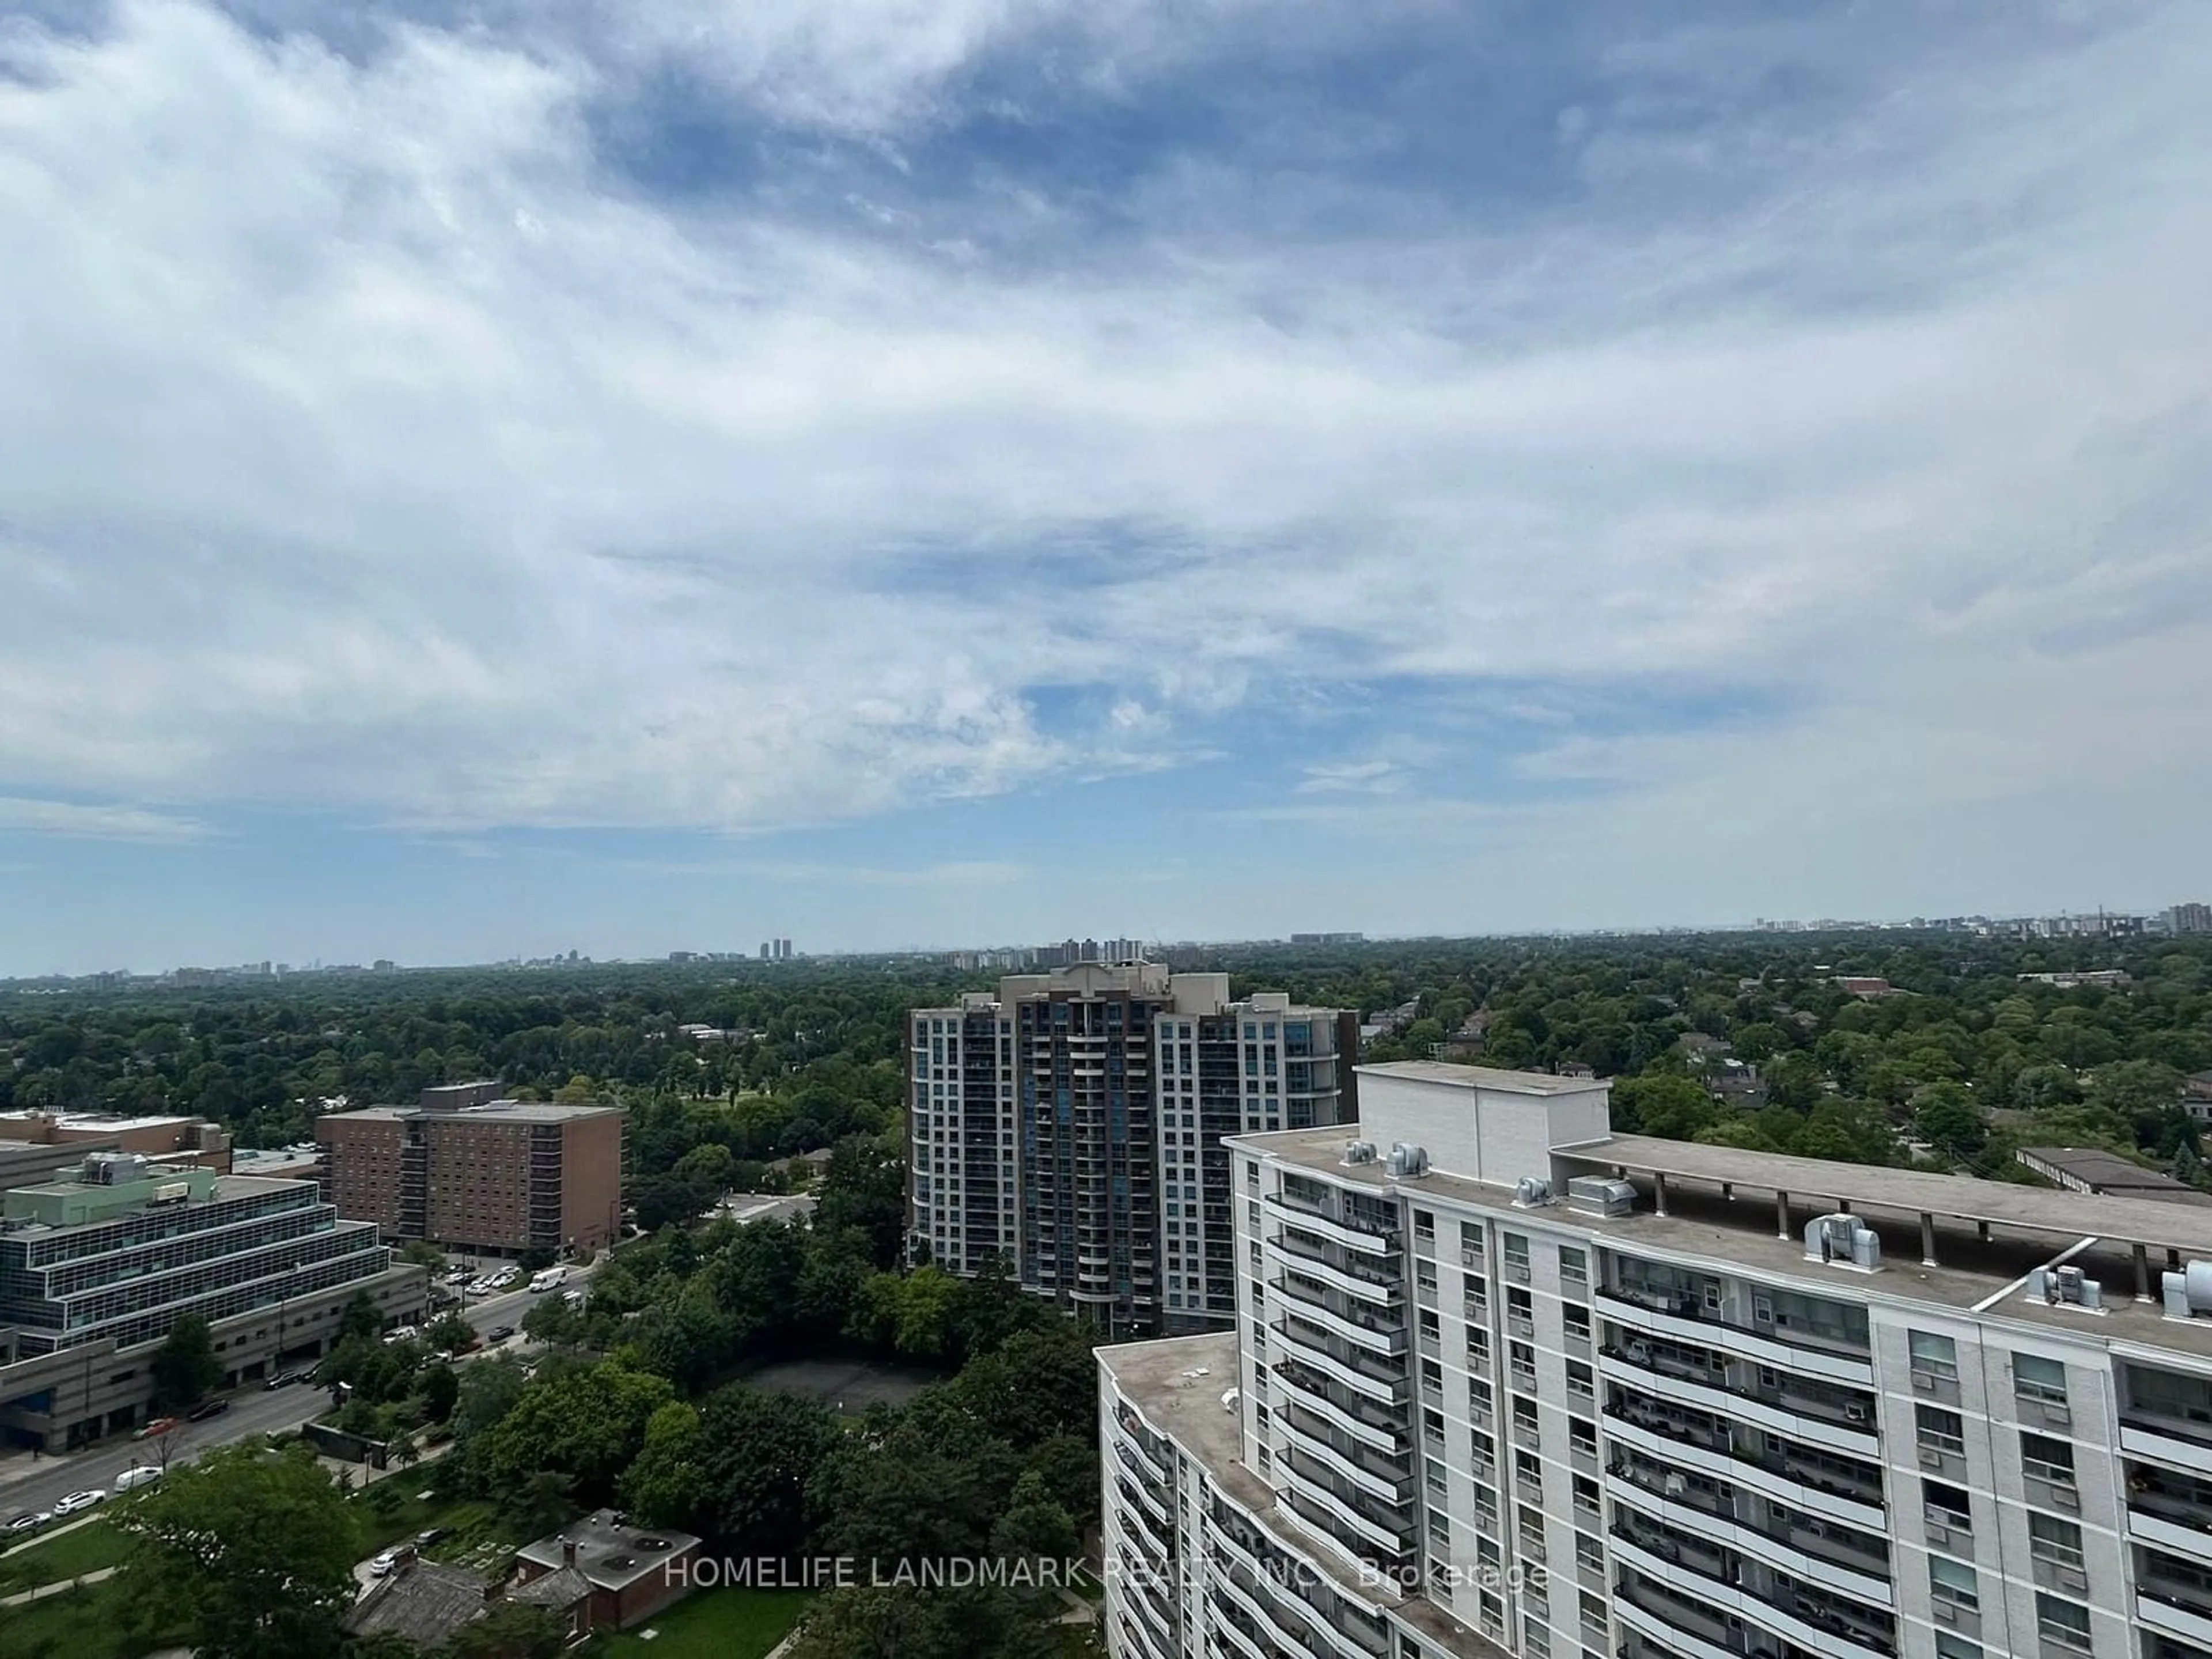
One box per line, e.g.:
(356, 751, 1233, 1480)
(2031, 1263, 2105, 1312)
(1385, 1143, 1430, 1179)
(1803, 1212, 1882, 1271)
(2160, 1263, 2212, 1320)
(1512, 1177, 1555, 1209)
(1341, 1141, 1379, 1167)
(1567, 1176, 1638, 1218)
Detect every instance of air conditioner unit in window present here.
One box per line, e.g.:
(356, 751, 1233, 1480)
(1918, 1447, 1943, 1468)
(1845, 1403, 1870, 1423)
(1912, 1370, 1936, 1391)
(1933, 1603, 1957, 1625)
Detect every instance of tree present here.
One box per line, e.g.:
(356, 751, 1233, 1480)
(1913, 1084, 1988, 1165)
(697, 1384, 841, 1554)
(440, 1603, 567, 1659)
(475, 1359, 675, 1513)
(115, 1442, 357, 1659)
(338, 1292, 385, 1343)
(427, 1313, 476, 1354)
(620, 1400, 708, 1530)
(151, 1313, 222, 1408)
(398, 1241, 448, 1270)
(421, 1362, 461, 1423)
(1609, 1074, 1718, 1141)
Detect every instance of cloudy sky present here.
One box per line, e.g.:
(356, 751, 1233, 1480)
(2, 1, 2208, 972)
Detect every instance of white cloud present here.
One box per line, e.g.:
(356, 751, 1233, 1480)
(0, 0, 2206, 910)
(0, 797, 210, 843)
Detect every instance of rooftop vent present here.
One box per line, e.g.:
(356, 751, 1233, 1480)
(1567, 1176, 1637, 1218)
(1385, 1143, 1430, 1179)
(1341, 1141, 1378, 1167)
(2031, 1263, 2105, 1312)
(2162, 1262, 2212, 1321)
(632, 1537, 671, 1552)
(602, 1554, 637, 1572)
(1221, 1388, 1240, 1414)
(1512, 1177, 1555, 1209)
(1803, 1213, 1882, 1271)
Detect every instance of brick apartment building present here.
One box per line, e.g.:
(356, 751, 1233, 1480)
(317, 1086, 624, 1257)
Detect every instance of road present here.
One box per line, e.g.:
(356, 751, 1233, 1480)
(0, 1261, 599, 1531)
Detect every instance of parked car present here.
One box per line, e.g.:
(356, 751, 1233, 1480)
(485, 1325, 517, 1343)
(415, 1527, 450, 1548)
(5, 1511, 50, 1534)
(54, 1490, 106, 1516)
(560, 1289, 585, 1305)
(134, 1416, 178, 1440)
(369, 1548, 403, 1577)
(467, 1277, 497, 1296)
(114, 1467, 164, 1494)
(187, 1397, 232, 1422)
(266, 1368, 309, 1389)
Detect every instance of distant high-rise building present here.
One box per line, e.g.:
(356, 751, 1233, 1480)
(2168, 902, 2212, 935)
(777, 937, 793, 960)
(908, 964, 1357, 1338)
(760, 941, 772, 960)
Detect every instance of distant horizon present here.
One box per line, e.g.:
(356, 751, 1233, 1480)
(6, 897, 2202, 984)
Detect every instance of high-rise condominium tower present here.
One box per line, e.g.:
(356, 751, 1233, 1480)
(1099, 1059, 2212, 1659)
(909, 961, 1357, 1338)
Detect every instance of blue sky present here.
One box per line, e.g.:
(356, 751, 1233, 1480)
(2, 0, 2210, 973)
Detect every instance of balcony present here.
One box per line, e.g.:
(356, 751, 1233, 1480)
(1597, 1286, 1873, 1385)
(1271, 1274, 1408, 1357)
(1278, 1407, 1413, 1505)
(2124, 1408, 2212, 1480)
(1279, 1459, 1412, 1557)
(1599, 1349, 1878, 1457)
(1273, 1316, 1408, 1408)
(1266, 1232, 1401, 1306)
(1611, 1483, 1892, 1609)
(1603, 1407, 1888, 1535)
(1611, 1527, 1897, 1659)
(1264, 1193, 1396, 1257)
(2131, 1468, 2212, 1567)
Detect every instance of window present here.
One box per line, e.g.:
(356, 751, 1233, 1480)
(2020, 1431, 2075, 1491)
(2029, 1512, 2083, 1569)
(1514, 1397, 1541, 1435)
(1514, 1451, 1543, 1496)
(1415, 1208, 1435, 1241)
(1562, 1302, 1591, 1343)
(2014, 1353, 2068, 1405)
(1559, 1245, 1588, 1285)
(1508, 1286, 1535, 1333)
(1424, 1407, 1446, 1446)
(1580, 1592, 1608, 1637)
(1569, 1416, 1597, 1456)
(1917, 1404, 1966, 1458)
(1510, 1341, 1537, 1386)
(1564, 1358, 1596, 1400)
(1467, 1326, 1491, 1365)
(1418, 1261, 1439, 1294)
(1465, 1272, 1490, 1316)
(2036, 1592, 2090, 1652)
(1426, 1456, 1449, 1499)
(1934, 1635, 1981, 1659)
(1429, 1509, 1452, 1547)
(1419, 1308, 1441, 1339)
(1503, 1232, 1531, 1278)
(1572, 1474, 1599, 1516)
(1923, 1479, 1973, 1533)
(1461, 1222, 1486, 1263)
(1575, 1533, 1604, 1575)
(1422, 1357, 1445, 1392)
(1910, 1330, 1960, 1380)
(1929, 1556, 1979, 1612)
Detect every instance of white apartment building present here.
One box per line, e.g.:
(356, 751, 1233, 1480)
(910, 964, 1357, 1336)
(1099, 1059, 2212, 1659)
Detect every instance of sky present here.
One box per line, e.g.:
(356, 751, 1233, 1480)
(2, 1, 2210, 974)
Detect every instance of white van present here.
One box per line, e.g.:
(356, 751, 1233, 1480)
(528, 1266, 569, 1293)
(113, 1467, 162, 1494)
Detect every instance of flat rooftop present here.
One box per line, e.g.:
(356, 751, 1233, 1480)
(320, 1101, 622, 1123)
(1356, 1060, 1601, 1096)
(516, 1508, 698, 1591)
(1240, 1126, 2212, 1364)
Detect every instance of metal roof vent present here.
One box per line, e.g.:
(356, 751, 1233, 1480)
(2161, 1262, 2212, 1320)
(2031, 1263, 2105, 1312)
(1512, 1177, 1555, 1209)
(1385, 1143, 1430, 1178)
(1341, 1141, 1379, 1166)
(1803, 1213, 1882, 1271)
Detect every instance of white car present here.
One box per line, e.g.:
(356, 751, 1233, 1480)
(54, 1490, 106, 1516)
(6, 1511, 51, 1533)
(467, 1277, 497, 1295)
(491, 1269, 521, 1288)
(114, 1467, 163, 1494)
(369, 1548, 403, 1577)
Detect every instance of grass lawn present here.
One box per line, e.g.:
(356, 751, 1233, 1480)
(0, 1578, 188, 1659)
(590, 1586, 810, 1659)
(0, 1519, 131, 1588)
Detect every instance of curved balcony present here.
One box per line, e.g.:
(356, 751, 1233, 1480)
(1266, 1232, 1401, 1307)
(1272, 1272, 1407, 1357)
(1597, 1286, 1873, 1385)
(1612, 1485, 1891, 1609)
(1278, 1406, 1414, 1506)
(1279, 1460, 1411, 1557)
(1604, 1393, 1888, 1521)
(1273, 1316, 1408, 1408)
(1264, 1194, 1396, 1257)
(1599, 1348, 1878, 1457)
(1611, 1524, 1896, 1659)
(1271, 1358, 1404, 1453)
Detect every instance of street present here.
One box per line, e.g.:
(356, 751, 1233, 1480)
(0, 1260, 600, 1529)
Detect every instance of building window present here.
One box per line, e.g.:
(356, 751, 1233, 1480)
(1910, 1330, 1960, 1381)
(1510, 1341, 1536, 1388)
(1571, 1475, 1599, 1517)
(1917, 1404, 1966, 1459)
(1461, 1224, 1486, 1263)
(1418, 1262, 1439, 1294)
(1934, 1636, 1980, 1659)
(2020, 1431, 2075, 1494)
(1558, 1245, 1588, 1286)
(1929, 1556, 1979, 1613)
(1414, 1208, 1435, 1242)
(1562, 1302, 1591, 1343)
(1514, 1397, 1541, 1437)
(2028, 1512, 2084, 1570)
(1566, 1361, 1594, 1402)
(2014, 1352, 2068, 1406)
(1503, 1232, 1531, 1279)
(1574, 1533, 1604, 1575)
(2036, 1592, 2090, 1652)
(1923, 1479, 1973, 1536)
